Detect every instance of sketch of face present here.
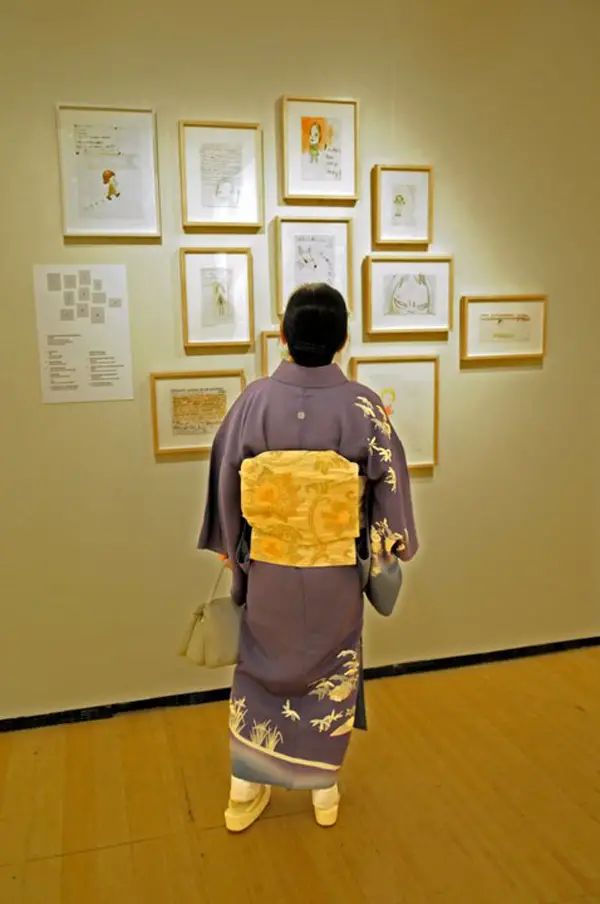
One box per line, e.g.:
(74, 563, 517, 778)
(386, 274, 433, 316)
(309, 123, 321, 148)
(216, 178, 234, 200)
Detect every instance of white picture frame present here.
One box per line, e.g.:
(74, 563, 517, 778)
(179, 121, 263, 231)
(372, 165, 433, 247)
(363, 255, 453, 341)
(56, 105, 161, 239)
(460, 295, 548, 365)
(150, 370, 246, 457)
(276, 216, 353, 315)
(281, 96, 358, 204)
(180, 248, 254, 352)
(349, 356, 439, 473)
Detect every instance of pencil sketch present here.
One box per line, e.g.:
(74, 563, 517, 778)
(383, 274, 436, 317)
(171, 387, 227, 435)
(391, 184, 417, 227)
(200, 267, 235, 327)
(479, 312, 531, 343)
(200, 142, 242, 208)
(293, 234, 336, 286)
(74, 123, 144, 219)
(301, 117, 342, 182)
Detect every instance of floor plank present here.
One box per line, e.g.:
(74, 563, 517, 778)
(0, 648, 599, 903)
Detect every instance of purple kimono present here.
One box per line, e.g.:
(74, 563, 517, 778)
(199, 361, 417, 790)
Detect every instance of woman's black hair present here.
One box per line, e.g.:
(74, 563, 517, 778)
(282, 283, 348, 368)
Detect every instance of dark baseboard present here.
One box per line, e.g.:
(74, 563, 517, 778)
(1, 635, 598, 735)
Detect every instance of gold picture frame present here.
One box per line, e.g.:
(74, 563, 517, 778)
(180, 247, 254, 353)
(275, 216, 354, 315)
(56, 104, 162, 240)
(280, 96, 359, 205)
(363, 254, 454, 342)
(348, 355, 440, 474)
(150, 369, 246, 457)
(371, 165, 433, 248)
(178, 120, 264, 232)
(460, 294, 548, 366)
(260, 329, 288, 377)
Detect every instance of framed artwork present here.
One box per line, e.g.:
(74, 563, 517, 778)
(261, 330, 290, 376)
(179, 121, 263, 231)
(371, 165, 433, 247)
(275, 217, 353, 315)
(460, 295, 547, 365)
(56, 105, 161, 239)
(363, 255, 453, 341)
(180, 248, 254, 352)
(280, 97, 358, 204)
(260, 329, 342, 376)
(349, 356, 439, 473)
(150, 370, 246, 457)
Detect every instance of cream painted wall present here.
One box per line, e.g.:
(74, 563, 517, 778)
(1, 0, 599, 719)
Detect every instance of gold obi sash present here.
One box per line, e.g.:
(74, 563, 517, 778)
(240, 450, 364, 568)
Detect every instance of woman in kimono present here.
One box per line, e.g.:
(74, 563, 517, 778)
(199, 284, 418, 832)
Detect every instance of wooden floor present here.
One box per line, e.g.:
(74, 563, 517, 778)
(1, 650, 599, 904)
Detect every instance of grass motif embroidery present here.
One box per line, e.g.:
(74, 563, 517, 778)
(229, 697, 248, 734)
(250, 720, 284, 751)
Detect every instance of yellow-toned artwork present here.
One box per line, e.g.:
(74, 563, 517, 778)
(171, 387, 226, 435)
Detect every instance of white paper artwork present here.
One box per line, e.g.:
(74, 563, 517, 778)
(57, 107, 160, 237)
(34, 264, 133, 403)
(283, 99, 357, 201)
(181, 124, 261, 228)
(369, 258, 451, 334)
(201, 268, 235, 327)
(478, 312, 531, 343)
(294, 234, 336, 286)
(200, 143, 242, 208)
(376, 168, 430, 244)
(383, 274, 437, 318)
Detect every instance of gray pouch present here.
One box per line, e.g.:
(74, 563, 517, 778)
(357, 527, 402, 617)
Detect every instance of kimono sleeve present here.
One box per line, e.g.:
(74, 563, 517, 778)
(356, 391, 418, 564)
(198, 393, 250, 604)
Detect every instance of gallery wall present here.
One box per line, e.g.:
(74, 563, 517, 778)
(0, 0, 599, 719)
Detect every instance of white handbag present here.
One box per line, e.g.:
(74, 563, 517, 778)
(179, 562, 242, 669)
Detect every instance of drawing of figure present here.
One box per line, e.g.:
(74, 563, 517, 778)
(214, 280, 230, 319)
(391, 184, 417, 227)
(384, 274, 435, 317)
(301, 117, 342, 182)
(393, 192, 407, 217)
(102, 170, 120, 201)
(308, 121, 322, 165)
(201, 267, 235, 328)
